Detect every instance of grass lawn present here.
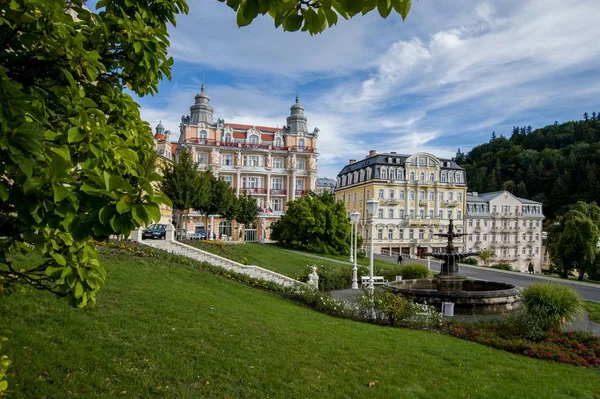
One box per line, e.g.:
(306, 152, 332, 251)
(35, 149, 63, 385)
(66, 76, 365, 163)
(585, 301, 600, 324)
(1, 248, 600, 398)
(184, 241, 407, 279)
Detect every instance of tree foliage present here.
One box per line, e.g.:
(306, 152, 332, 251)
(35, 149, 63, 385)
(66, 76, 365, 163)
(221, 0, 411, 35)
(271, 192, 351, 254)
(478, 249, 496, 267)
(457, 114, 600, 219)
(547, 202, 600, 279)
(235, 193, 259, 239)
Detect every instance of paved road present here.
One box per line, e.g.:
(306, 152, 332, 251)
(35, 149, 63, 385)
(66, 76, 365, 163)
(374, 253, 600, 303)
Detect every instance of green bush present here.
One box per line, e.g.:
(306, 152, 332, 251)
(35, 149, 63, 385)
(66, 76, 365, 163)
(461, 257, 478, 265)
(491, 263, 512, 271)
(356, 249, 366, 259)
(303, 265, 350, 291)
(380, 265, 404, 282)
(399, 263, 430, 279)
(520, 283, 584, 332)
(372, 289, 416, 326)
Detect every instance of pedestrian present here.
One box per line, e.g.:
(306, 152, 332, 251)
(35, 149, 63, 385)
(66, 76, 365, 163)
(397, 254, 403, 265)
(528, 262, 534, 274)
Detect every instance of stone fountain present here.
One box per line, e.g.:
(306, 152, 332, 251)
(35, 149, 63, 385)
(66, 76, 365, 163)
(386, 220, 521, 315)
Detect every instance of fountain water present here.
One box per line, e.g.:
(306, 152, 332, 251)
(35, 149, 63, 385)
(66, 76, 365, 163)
(386, 219, 521, 315)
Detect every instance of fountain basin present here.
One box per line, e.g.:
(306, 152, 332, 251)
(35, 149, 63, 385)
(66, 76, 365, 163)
(386, 278, 521, 315)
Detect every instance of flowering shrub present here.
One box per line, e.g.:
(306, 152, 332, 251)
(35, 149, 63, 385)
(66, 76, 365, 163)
(520, 283, 584, 332)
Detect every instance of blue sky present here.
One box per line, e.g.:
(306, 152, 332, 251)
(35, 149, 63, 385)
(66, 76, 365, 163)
(132, 0, 600, 178)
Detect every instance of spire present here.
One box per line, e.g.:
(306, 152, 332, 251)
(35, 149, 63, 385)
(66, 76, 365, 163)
(201, 71, 205, 93)
(190, 73, 214, 124)
(296, 82, 299, 104)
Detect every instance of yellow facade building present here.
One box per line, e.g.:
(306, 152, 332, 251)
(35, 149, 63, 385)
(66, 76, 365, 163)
(335, 151, 468, 257)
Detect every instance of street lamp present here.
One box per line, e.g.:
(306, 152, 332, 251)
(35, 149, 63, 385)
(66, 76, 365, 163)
(349, 213, 354, 263)
(366, 198, 379, 291)
(350, 211, 360, 289)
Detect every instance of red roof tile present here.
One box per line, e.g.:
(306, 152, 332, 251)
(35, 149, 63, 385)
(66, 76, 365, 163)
(224, 123, 280, 133)
(154, 133, 166, 140)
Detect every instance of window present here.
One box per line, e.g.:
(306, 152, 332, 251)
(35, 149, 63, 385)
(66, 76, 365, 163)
(399, 209, 405, 218)
(419, 191, 425, 200)
(457, 210, 462, 219)
(296, 159, 306, 170)
(469, 220, 473, 227)
(378, 189, 384, 199)
(242, 176, 260, 188)
(248, 134, 259, 144)
(441, 172, 446, 182)
(420, 172, 425, 182)
(388, 208, 394, 219)
(381, 169, 387, 179)
(429, 210, 434, 218)
(484, 220, 487, 227)
(218, 221, 232, 237)
(522, 247, 526, 255)
(274, 137, 283, 147)
(429, 191, 434, 200)
(272, 198, 283, 212)
(457, 192, 463, 201)
(419, 229, 425, 239)
(409, 229, 414, 239)
(523, 220, 526, 227)
(296, 179, 305, 191)
(448, 172, 454, 183)
(448, 210, 453, 219)
(535, 233, 539, 241)
(222, 154, 233, 166)
(410, 172, 415, 181)
(419, 157, 426, 166)
(438, 210, 443, 218)
(223, 132, 232, 143)
(476, 220, 480, 227)
(536, 221, 540, 227)
(483, 234, 487, 240)
(377, 229, 383, 240)
(492, 205, 497, 214)
(410, 191, 415, 200)
(378, 208, 384, 218)
(400, 191, 405, 200)
(389, 189, 394, 199)
(198, 130, 208, 142)
(448, 192, 454, 201)
(535, 247, 539, 254)
(272, 178, 283, 190)
(429, 172, 435, 182)
(438, 192, 444, 201)
(410, 209, 415, 217)
(469, 235, 473, 242)
(388, 229, 394, 239)
(397, 169, 404, 180)
(298, 138, 305, 148)
(197, 152, 208, 164)
(353, 193, 357, 202)
(222, 175, 233, 187)
(243, 155, 262, 167)
(419, 209, 424, 218)
(398, 229, 404, 239)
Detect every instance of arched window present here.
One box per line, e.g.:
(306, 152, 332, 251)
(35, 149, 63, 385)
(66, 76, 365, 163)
(410, 172, 415, 181)
(448, 171, 454, 183)
(456, 172, 462, 183)
(429, 172, 435, 182)
(248, 135, 259, 144)
(198, 130, 207, 143)
(298, 138, 305, 148)
(275, 137, 283, 147)
(419, 172, 425, 182)
(223, 133, 232, 143)
(441, 172, 447, 182)
(218, 221, 232, 238)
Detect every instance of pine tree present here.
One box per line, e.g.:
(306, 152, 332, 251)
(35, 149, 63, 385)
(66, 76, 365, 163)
(583, 112, 589, 121)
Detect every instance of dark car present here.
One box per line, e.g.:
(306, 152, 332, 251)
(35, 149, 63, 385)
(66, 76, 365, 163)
(195, 228, 207, 240)
(142, 224, 167, 239)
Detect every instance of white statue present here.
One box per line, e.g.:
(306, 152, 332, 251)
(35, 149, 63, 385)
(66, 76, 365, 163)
(236, 151, 242, 166)
(307, 266, 319, 291)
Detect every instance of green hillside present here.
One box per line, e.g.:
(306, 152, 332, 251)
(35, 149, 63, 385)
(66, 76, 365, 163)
(457, 113, 600, 219)
(1, 247, 599, 398)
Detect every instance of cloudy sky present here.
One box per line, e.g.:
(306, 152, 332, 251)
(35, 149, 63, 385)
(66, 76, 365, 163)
(134, 0, 600, 177)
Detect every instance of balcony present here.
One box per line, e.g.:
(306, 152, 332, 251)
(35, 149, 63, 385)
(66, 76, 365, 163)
(408, 217, 443, 226)
(385, 198, 401, 205)
(418, 200, 428, 207)
(443, 200, 460, 208)
(295, 189, 308, 196)
(241, 188, 267, 194)
(270, 189, 287, 195)
(289, 146, 316, 153)
(186, 138, 218, 146)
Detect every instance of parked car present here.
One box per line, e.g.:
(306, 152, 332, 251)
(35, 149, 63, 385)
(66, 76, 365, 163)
(195, 228, 207, 240)
(142, 224, 167, 239)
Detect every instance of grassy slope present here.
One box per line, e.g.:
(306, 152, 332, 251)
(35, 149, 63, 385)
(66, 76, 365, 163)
(585, 301, 600, 324)
(1, 249, 599, 398)
(185, 241, 403, 278)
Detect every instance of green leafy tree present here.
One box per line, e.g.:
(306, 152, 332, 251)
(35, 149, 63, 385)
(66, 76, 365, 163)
(478, 249, 496, 267)
(548, 202, 600, 279)
(0, 0, 187, 391)
(160, 148, 208, 230)
(195, 172, 238, 235)
(271, 192, 351, 254)
(235, 193, 259, 241)
(221, 0, 412, 35)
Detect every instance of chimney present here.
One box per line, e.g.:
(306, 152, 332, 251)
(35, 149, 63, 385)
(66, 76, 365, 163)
(390, 151, 397, 154)
(369, 150, 377, 156)
(349, 159, 356, 164)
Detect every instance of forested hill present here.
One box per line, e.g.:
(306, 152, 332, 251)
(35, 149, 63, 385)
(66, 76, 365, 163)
(455, 112, 600, 220)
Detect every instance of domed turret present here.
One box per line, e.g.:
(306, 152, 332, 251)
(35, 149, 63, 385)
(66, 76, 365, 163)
(154, 120, 166, 140)
(286, 94, 308, 134)
(190, 83, 214, 124)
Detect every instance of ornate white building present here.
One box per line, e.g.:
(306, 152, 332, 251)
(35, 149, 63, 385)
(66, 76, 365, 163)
(466, 191, 544, 272)
(157, 84, 319, 241)
(335, 151, 468, 257)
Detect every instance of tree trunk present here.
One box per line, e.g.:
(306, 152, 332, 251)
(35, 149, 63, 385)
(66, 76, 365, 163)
(578, 269, 585, 281)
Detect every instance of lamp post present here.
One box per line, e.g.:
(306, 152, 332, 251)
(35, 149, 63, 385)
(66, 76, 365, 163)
(349, 213, 354, 263)
(366, 199, 379, 291)
(350, 211, 360, 289)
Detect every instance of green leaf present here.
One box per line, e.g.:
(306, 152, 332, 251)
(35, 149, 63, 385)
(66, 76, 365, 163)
(377, 0, 393, 18)
(283, 13, 303, 32)
(143, 204, 161, 223)
(23, 177, 45, 194)
(393, 0, 411, 19)
(50, 146, 71, 161)
(52, 253, 67, 266)
(133, 42, 142, 53)
(74, 281, 84, 298)
(324, 7, 338, 27)
(243, 0, 259, 21)
(0, 183, 8, 202)
(53, 184, 70, 202)
(67, 127, 86, 143)
(45, 266, 64, 277)
(99, 205, 115, 225)
(116, 200, 132, 214)
(131, 204, 149, 225)
(62, 214, 78, 233)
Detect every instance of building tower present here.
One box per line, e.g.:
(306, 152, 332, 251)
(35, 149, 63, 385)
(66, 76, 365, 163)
(286, 93, 308, 134)
(190, 82, 214, 124)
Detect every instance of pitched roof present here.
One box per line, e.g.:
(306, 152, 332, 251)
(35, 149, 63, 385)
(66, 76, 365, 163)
(338, 152, 463, 176)
(473, 191, 542, 205)
(224, 123, 281, 133)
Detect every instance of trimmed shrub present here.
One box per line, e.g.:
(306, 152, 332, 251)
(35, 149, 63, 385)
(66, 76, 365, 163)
(520, 283, 584, 332)
(491, 263, 512, 271)
(461, 257, 478, 265)
(399, 263, 430, 279)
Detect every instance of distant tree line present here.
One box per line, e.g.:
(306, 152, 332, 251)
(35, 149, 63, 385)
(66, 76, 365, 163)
(455, 112, 600, 219)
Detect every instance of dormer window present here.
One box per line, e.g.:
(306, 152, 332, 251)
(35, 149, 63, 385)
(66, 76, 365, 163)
(441, 172, 447, 182)
(275, 137, 283, 147)
(199, 130, 208, 143)
(298, 138, 305, 148)
(381, 168, 388, 179)
(223, 132, 232, 143)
